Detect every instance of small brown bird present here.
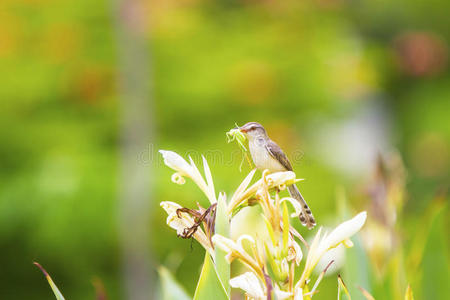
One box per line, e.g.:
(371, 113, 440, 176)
(239, 122, 316, 229)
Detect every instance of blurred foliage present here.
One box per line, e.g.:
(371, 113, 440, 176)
(0, 0, 449, 299)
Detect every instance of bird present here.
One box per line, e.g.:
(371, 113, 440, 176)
(239, 121, 316, 229)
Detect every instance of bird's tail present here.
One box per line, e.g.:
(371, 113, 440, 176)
(288, 184, 316, 229)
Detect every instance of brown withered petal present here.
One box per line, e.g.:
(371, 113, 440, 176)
(176, 203, 217, 245)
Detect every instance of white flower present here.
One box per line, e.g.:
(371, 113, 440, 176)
(212, 234, 262, 278)
(315, 243, 345, 276)
(230, 273, 304, 300)
(318, 211, 367, 252)
(297, 212, 367, 289)
(227, 170, 299, 214)
(229, 169, 257, 212)
(230, 272, 265, 299)
(159, 150, 216, 204)
(160, 201, 214, 256)
(159, 150, 192, 175)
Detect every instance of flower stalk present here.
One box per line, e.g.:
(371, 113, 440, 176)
(159, 148, 367, 299)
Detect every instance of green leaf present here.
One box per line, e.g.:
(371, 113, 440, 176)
(264, 242, 286, 282)
(338, 274, 351, 300)
(193, 253, 229, 300)
(420, 202, 449, 300)
(214, 192, 230, 296)
(158, 266, 191, 300)
(34, 262, 65, 300)
(262, 214, 277, 247)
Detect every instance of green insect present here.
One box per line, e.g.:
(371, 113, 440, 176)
(226, 123, 254, 171)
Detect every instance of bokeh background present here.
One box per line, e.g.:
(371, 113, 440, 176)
(0, 0, 448, 299)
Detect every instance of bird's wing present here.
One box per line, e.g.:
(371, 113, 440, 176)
(265, 140, 293, 171)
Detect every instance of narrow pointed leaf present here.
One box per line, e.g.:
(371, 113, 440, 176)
(158, 267, 191, 300)
(34, 262, 65, 300)
(193, 253, 228, 300)
(264, 242, 285, 282)
(214, 192, 230, 296)
(338, 275, 351, 300)
(262, 214, 277, 247)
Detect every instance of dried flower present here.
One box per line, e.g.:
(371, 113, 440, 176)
(160, 201, 214, 257)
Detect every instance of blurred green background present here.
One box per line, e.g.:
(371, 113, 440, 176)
(0, 0, 448, 299)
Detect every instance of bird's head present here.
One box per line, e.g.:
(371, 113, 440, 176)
(239, 122, 267, 139)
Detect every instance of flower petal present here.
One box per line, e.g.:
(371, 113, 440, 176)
(171, 172, 186, 185)
(320, 211, 367, 251)
(288, 237, 303, 265)
(212, 234, 237, 254)
(160, 150, 216, 204)
(212, 234, 262, 277)
(228, 171, 297, 213)
(297, 212, 367, 289)
(230, 272, 265, 299)
(159, 150, 192, 176)
(237, 234, 256, 249)
(280, 197, 303, 218)
(202, 155, 215, 195)
(228, 169, 257, 211)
